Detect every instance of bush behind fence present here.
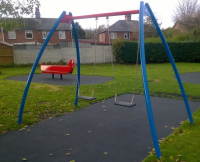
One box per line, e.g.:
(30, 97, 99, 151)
(116, 41, 200, 63)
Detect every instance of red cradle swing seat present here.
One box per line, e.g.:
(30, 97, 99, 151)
(41, 58, 75, 79)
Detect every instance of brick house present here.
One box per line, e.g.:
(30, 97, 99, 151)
(99, 15, 139, 43)
(0, 8, 71, 45)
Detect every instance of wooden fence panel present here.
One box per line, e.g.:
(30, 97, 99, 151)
(0, 46, 14, 65)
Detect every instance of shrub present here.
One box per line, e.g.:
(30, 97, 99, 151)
(112, 37, 125, 63)
(163, 28, 181, 38)
(114, 41, 200, 63)
(57, 59, 66, 65)
(120, 41, 139, 63)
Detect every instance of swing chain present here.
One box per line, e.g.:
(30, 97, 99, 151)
(92, 18, 98, 97)
(77, 19, 98, 98)
(131, 36, 140, 104)
(107, 18, 117, 102)
(134, 38, 140, 94)
(70, 22, 80, 96)
(70, 24, 74, 48)
(71, 23, 82, 97)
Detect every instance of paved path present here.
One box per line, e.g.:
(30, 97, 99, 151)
(1, 94, 200, 162)
(8, 74, 113, 86)
(174, 72, 200, 84)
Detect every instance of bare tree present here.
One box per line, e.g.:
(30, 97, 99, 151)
(84, 25, 107, 40)
(72, 22, 85, 39)
(173, 0, 200, 30)
(98, 24, 107, 33)
(85, 28, 95, 39)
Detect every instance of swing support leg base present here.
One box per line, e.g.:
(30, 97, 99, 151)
(114, 101, 136, 107)
(78, 96, 96, 100)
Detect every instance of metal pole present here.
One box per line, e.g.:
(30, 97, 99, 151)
(69, 12, 81, 107)
(145, 3, 193, 124)
(61, 10, 140, 23)
(18, 11, 66, 124)
(139, 1, 161, 158)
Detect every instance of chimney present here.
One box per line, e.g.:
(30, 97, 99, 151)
(35, 7, 40, 18)
(125, 14, 131, 22)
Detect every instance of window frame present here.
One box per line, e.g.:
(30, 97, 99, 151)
(124, 32, 130, 39)
(8, 31, 16, 39)
(42, 31, 50, 39)
(110, 32, 117, 39)
(25, 30, 33, 39)
(59, 31, 66, 39)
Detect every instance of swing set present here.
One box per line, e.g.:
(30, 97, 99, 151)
(73, 13, 138, 106)
(18, 1, 194, 158)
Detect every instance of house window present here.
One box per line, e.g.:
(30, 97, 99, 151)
(59, 31, 66, 39)
(111, 32, 117, 39)
(124, 32, 130, 39)
(42, 31, 50, 39)
(8, 31, 16, 39)
(25, 30, 33, 39)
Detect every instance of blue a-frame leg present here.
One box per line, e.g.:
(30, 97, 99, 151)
(145, 3, 193, 124)
(18, 11, 81, 123)
(18, 11, 66, 124)
(139, 1, 161, 158)
(139, 1, 194, 158)
(69, 12, 81, 107)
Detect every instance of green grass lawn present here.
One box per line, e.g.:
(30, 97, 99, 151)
(0, 62, 200, 161)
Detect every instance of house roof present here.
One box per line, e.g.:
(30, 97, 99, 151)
(99, 20, 139, 33)
(21, 18, 71, 31)
(1, 18, 71, 31)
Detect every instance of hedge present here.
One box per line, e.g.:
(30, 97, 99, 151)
(115, 41, 200, 63)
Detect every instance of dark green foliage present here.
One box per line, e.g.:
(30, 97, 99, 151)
(112, 38, 125, 63)
(119, 41, 140, 63)
(72, 22, 85, 39)
(114, 41, 200, 63)
(57, 59, 67, 65)
(168, 42, 200, 62)
(144, 16, 161, 38)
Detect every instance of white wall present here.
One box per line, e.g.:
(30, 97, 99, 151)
(14, 45, 115, 64)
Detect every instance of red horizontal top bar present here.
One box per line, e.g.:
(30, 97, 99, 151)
(60, 10, 139, 23)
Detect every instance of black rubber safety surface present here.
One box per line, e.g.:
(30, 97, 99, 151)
(174, 72, 200, 84)
(1, 94, 200, 162)
(8, 74, 113, 86)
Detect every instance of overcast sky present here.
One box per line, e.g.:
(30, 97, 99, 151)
(39, 0, 180, 29)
